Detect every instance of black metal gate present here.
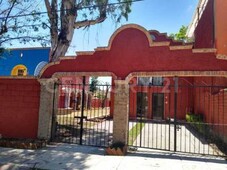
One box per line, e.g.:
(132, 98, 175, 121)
(128, 77, 227, 157)
(51, 77, 113, 147)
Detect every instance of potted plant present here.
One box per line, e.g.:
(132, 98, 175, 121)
(105, 141, 127, 156)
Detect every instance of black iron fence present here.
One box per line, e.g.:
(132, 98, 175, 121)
(128, 78, 227, 157)
(51, 79, 113, 147)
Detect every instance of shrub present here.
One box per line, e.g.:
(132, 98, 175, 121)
(186, 113, 210, 137)
(186, 113, 203, 122)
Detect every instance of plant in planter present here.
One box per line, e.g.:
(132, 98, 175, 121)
(105, 141, 127, 156)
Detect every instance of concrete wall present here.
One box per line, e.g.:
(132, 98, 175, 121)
(0, 78, 40, 139)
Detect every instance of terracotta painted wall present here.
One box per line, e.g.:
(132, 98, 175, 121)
(128, 77, 193, 120)
(193, 77, 227, 139)
(41, 26, 227, 80)
(0, 78, 40, 139)
(170, 78, 194, 120)
(194, 0, 215, 48)
(194, 0, 227, 57)
(215, 0, 227, 57)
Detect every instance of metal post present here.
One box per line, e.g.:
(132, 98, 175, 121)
(174, 76, 178, 152)
(139, 85, 145, 147)
(79, 76, 86, 145)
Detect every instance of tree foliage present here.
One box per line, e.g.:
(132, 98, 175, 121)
(90, 76, 99, 93)
(44, 0, 133, 61)
(1, 0, 134, 61)
(0, 0, 49, 49)
(169, 25, 189, 42)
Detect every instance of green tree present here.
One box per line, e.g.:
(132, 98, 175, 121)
(44, 0, 134, 61)
(0, 0, 49, 49)
(169, 25, 189, 42)
(1, 0, 140, 61)
(90, 77, 99, 93)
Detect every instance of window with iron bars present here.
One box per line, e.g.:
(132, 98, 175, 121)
(137, 77, 163, 86)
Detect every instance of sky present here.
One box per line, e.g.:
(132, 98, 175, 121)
(67, 0, 199, 55)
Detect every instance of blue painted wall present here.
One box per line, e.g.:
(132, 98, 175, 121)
(0, 48, 50, 76)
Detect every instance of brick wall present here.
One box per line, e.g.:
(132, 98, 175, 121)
(0, 78, 40, 139)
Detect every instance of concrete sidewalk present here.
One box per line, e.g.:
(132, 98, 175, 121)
(0, 143, 226, 170)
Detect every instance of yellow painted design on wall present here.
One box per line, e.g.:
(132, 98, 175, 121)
(11, 64, 27, 76)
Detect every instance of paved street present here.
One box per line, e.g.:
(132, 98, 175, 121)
(0, 143, 226, 170)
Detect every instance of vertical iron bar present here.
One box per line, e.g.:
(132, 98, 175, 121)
(66, 84, 72, 143)
(198, 87, 201, 154)
(62, 84, 65, 142)
(174, 76, 178, 152)
(208, 86, 210, 155)
(139, 89, 143, 147)
(72, 84, 76, 144)
(203, 86, 205, 154)
(155, 88, 158, 148)
(152, 118, 154, 148)
(100, 85, 104, 146)
(189, 85, 192, 152)
(168, 87, 172, 150)
(50, 82, 57, 142)
(218, 87, 220, 137)
(212, 91, 215, 156)
(79, 76, 86, 145)
(179, 85, 183, 152)
(104, 85, 107, 146)
(143, 89, 146, 147)
(148, 119, 150, 148)
(223, 88, 225, 153)
(168, 86, 171, 151)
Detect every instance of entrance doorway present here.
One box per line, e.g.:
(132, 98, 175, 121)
(52, 76, 113, 147)
(152, 93, 164, 119)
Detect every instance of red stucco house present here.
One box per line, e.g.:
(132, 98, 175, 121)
(41, 0, 227, 125)
(1, 0, 227, 157)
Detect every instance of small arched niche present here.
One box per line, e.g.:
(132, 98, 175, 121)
(11, 64, 28, 76)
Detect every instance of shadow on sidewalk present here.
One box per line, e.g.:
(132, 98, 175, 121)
(127, 149, 227, 164)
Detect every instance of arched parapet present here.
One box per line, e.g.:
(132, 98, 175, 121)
(60, 24, 152, 54)
(39, 61, 60, 78)
(39, 23, 227, 80)
(108, 24, 153, 49)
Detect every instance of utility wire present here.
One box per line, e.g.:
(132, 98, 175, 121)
(0, 0, 143, 20)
